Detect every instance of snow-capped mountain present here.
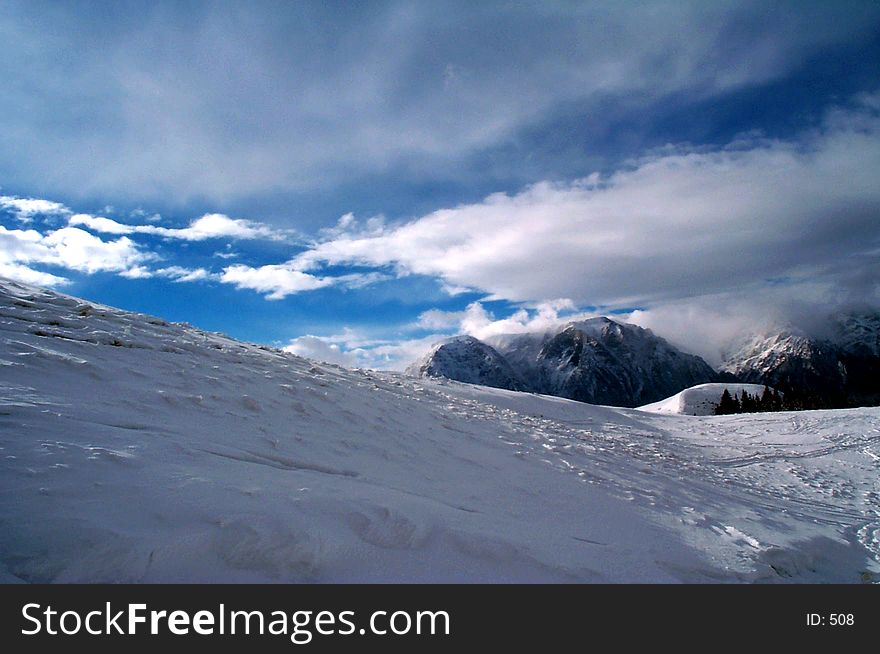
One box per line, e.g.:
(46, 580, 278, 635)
(721, 313, 880, 406)
(405, 335, 527, 391)
(414, 318, 718, 407)
(834, 312, 880, 358)
(722, 330, 843, 394)
(524, 318, 719, 407)
(1, 277, 879, 583)
(411, 312, 880, 408)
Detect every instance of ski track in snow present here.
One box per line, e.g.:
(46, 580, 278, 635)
(0, 278, 878, 583)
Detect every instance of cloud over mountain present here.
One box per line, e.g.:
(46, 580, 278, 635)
(264, 99, 880, 313)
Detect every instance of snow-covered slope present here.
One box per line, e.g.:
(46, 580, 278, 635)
(639, 383, 772, 416)
(405, 335, 527, 391)
(1, 278, 879, 583)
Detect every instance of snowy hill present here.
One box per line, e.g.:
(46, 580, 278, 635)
(1, 278, 879, 583)
(405, 335, 527, 391)
(639, 383, 772, 416)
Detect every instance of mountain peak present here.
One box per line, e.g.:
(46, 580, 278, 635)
(405, 334, 528, 391)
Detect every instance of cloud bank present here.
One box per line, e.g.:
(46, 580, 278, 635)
(0, 224, 148, 284)
(248, 99, 880, 314)
(1, 1, 878, 202)
(0, 201, 297, 286)
(69, 213, 287, 241)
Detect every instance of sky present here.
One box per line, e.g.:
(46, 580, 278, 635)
(1, 0, 879, 369)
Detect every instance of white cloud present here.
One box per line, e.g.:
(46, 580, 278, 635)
(220, 264, 335, 300)
(280, 101, 880, 309)
(69, 212, 285, 242)
(415, 301, 585, 339)
(40, 227, 147, 274)
(283, 336, 358, 367)
(160, 213, 283, 241)
(120, 265, 215, 283)
(119, 265, 154, 279)
(0, 196, 69, 222)
(157, 266, 213, 283)
(0, 262, 68, 287)
(0, 224, 148, 280)
(621, 275, 869, 366)
(219, 263, 387, 300)
(459, 300, 594, 340)
(284, 330, 446, 371)
(355, 335, 449, 371)
(415, 308, 466, 331)
(69, 214, 134, 235)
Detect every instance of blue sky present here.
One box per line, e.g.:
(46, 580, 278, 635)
(1, 1, 879, 368)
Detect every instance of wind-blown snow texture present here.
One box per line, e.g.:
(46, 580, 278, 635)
(0, 278, 878, 583)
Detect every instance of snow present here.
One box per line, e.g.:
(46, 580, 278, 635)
(0, 277, 879, 583)
(638, 383, 772, 416)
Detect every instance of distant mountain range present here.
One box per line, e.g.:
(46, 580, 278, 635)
(720, 313, 880, 407)
(407, 313, 880, 408)
(408, 317, 719, 407)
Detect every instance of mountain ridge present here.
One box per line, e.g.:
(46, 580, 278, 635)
(411, 314, 880, 408)
(413, 318, 720, 407)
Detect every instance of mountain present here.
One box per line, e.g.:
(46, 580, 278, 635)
(721, 313, 880, 407)
(413, 318, 719, 407)
(721, 330, 844, 399)
(835, 312, 880, 358)
(833, 313, 880, 406)
(522, 318, 719, 407)
(0, 277, 878, 583)
(405, 335, 527, 391)
(411, 313, 880, 408)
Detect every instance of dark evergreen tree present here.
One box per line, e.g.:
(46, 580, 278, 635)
(715, 388, 737, 415)
(760, 385, 773, 411)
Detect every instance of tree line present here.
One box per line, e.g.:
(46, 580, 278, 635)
(712, 386, 825, 415)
